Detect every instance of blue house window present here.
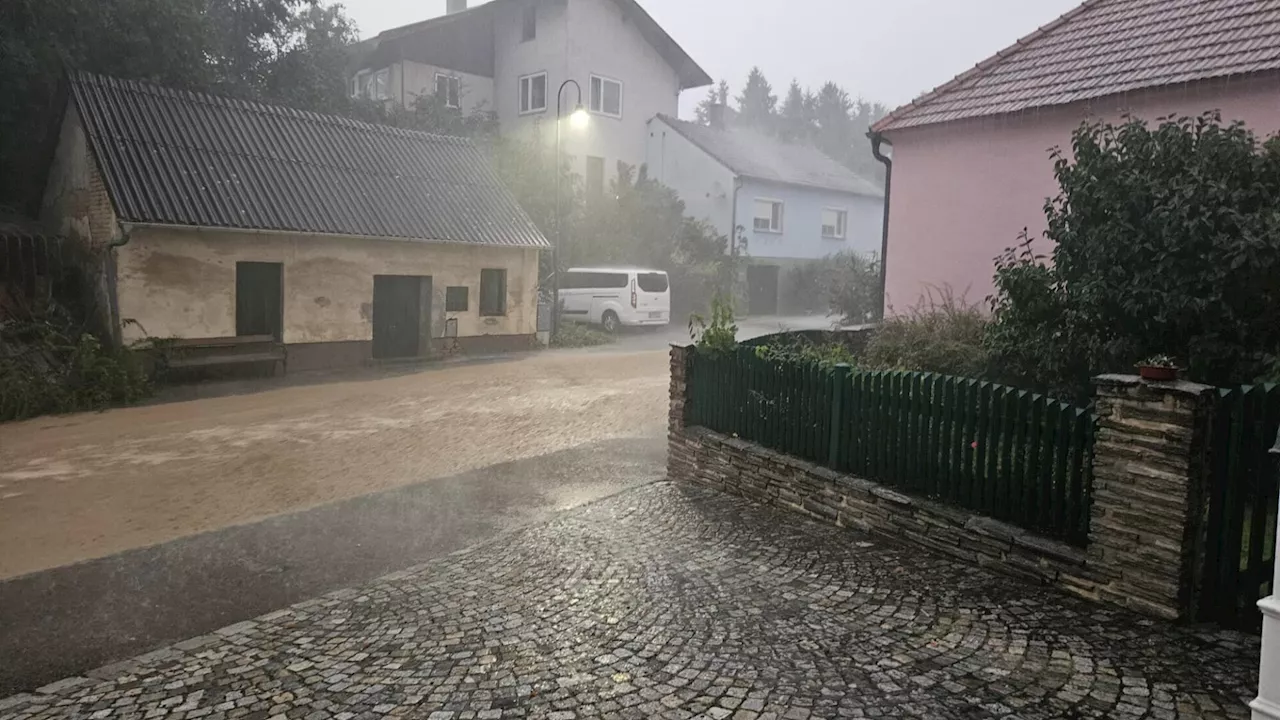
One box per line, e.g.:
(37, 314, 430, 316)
(753, 199, 783, 233)
(822, 208, 847, 239)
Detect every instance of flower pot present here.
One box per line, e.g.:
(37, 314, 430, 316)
(1138, 365, 1178, 381)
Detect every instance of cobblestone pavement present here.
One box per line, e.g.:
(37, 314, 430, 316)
(0, 483, 1257, 720)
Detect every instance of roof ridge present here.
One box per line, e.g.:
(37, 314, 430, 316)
(652, 115, 883, 196)
(872, 0, 1111, 133)
(70, 70, 474, 147)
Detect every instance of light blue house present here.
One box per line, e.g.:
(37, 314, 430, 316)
(646, 111, 884, 314)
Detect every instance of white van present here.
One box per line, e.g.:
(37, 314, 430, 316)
(559, 267, 671, 331)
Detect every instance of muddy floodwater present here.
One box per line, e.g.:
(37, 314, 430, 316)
(0, 349, 668, 579)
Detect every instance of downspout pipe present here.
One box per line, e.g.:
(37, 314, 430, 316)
(729, 176, 743, 256)
(728, 176, 744, 302)
(869, 131, 892, 322)
(105, 225, 132, 348)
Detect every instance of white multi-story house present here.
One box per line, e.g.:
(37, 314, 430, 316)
(352, 0, 711, 193)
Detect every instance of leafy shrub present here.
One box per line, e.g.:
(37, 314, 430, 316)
(550, 322, 616, 349)
(777, 252, 881, 320)
(754, 339, 858, 369)
(823, 251, 881, 325)
(1, 317, 152, 422)
(689, 293, 738, 355)
(987, 113, 1280, 396)
(864, 287, 989, 377)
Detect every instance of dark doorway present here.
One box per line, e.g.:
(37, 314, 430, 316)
(747, 265, 779, 316)
(373, 275, 430, 359)
(235, 262, 283, 339)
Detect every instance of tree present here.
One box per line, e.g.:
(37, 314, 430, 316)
(735, 67, 776, 129)
(263, 3, 362, 116)
(0, 0, 360, 212)
(811, 81, 856, 165)
(203, 0, 313, 95)
(777, 80, 813, 142)
(489, 129, 577, 249)
(986, 113, 1280, 397)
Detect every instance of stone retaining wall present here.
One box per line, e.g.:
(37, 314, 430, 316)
(668, 344, 1218, 621)
(670, 426, 1096, 590)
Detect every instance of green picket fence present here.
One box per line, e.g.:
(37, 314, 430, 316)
(1198, 384, 1280, 630)
(687, 348, 1095, 545)
(687, 348, 835, 466)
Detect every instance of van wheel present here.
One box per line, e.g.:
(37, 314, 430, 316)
(601, 311, 620, 333)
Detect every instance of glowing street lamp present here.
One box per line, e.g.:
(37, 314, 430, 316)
(551, 81, 588, 337)
(569, 104, 590, 131)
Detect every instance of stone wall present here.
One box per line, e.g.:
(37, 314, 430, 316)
(114, 227, 540, 348)
(670, 424, 1096, 590)
(668, 345, 1217, 621)
(1090, 374, 1215, 620)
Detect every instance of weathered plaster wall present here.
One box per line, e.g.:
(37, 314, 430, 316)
(115, 227, 540, 345)
(40, 104, 119, 248)
(38, 103, 120, 340)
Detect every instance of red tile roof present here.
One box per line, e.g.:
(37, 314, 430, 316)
(874, 0, 1280, 132)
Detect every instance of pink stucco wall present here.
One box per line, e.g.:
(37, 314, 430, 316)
(882, 72, 1280, 313)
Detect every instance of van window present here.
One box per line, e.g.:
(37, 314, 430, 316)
(637, 273, 669, 293)
(565, 272, 627, 289)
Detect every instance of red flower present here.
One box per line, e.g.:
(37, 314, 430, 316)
(970, 441, 979, 449)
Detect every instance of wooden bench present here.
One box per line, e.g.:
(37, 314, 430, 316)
(166, 335, 286, 375)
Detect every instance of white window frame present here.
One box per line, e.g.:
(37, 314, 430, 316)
(753, 198, 784, 234)
(435, 73, 461, 109)
(821, 208, 848, 239)
(588, 74, 623, 119)
(519, 72, 548, 115)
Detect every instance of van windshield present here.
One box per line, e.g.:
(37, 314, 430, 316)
(637, 273, 669, 293)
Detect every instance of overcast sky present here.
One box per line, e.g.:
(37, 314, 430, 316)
(343, 0, 1081, 117)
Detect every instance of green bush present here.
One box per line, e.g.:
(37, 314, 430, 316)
(1, 318, 152, 422)
(550, 322, 616, 349)
(754, 338, 858, 369)
(864, 287, 989, 377)
(824, 251, 881, 325)
(689, 293, 738, 355)
(987, 113, 1280, 396)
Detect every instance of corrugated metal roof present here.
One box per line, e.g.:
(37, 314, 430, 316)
(875, 0, 1280, 132)
(69, 72, 549, 248)
(655, 116, 884, 198)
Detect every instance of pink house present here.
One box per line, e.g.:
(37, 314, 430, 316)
(871, 0, 1280, 313)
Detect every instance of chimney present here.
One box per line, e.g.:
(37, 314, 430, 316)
(708, 103, 726, 129)
(447, 0, 467, 13)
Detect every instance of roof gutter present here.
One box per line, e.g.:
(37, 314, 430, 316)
(868, 131, 892, 321)
(117, 221, 551, 250)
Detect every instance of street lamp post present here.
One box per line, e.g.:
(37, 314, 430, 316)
(551, 79, 589, 338)
(1251, 425, 1280, 720)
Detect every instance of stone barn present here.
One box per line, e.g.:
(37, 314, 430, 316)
(40, 71, 548, 371)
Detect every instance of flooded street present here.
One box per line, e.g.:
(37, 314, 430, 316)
(0, 348, 668, 580)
